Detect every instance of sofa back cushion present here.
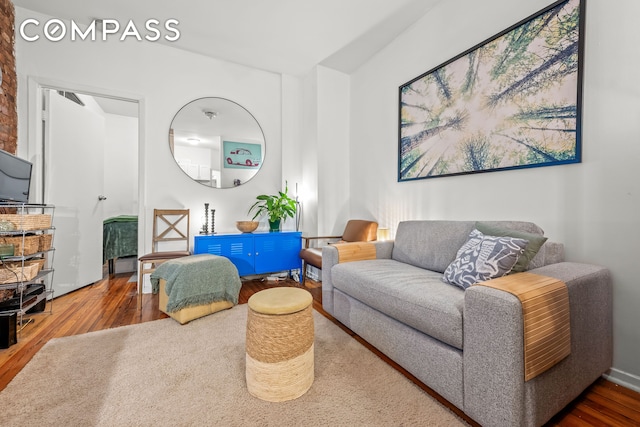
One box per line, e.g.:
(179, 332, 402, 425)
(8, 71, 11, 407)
(391, 220, 545, 273)
(474, 221, 548, 273)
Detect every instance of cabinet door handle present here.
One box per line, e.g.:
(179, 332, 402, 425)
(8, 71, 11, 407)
(255, 252, 259, 256)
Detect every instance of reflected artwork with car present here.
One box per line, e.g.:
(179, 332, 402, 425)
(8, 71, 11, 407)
(223, 141, 261, 169)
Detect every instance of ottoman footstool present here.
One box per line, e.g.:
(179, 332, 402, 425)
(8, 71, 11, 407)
(245, 287, 314, 402)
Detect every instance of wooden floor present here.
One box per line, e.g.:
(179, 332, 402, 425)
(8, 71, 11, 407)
(1, 272, 639, 427)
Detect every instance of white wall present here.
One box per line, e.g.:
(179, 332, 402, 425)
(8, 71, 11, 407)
(15, 7, 284, 256)
(343, 0, 640, 390)
(298, 71, 320, 235)
(281, 74, 305, 232)
(292, 66, 352, 237)
(317, 66, 352, 235)
(104, 113, 138, 219)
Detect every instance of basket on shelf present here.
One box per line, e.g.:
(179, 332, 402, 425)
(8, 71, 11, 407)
(38, 234, 53, 252)
(27, 258, 46, 272)
(0, 214, 52, 231)
(0, 288, 14, 302)
(0, 235, 40, 256)
(0, 261, 40, 284)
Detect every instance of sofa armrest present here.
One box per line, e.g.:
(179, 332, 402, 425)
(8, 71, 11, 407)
(321, 240, 394, 315)
(463, 262, 612, 427)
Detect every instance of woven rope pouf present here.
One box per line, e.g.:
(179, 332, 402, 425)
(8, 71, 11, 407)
(246, 287, 314, 402)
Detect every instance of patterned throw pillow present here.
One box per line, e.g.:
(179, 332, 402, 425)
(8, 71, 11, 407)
(442, 229, 528, 290)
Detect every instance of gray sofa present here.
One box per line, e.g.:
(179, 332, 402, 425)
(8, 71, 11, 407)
(322, 220, 612, 427)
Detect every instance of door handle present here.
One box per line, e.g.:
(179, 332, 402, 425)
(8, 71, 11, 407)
(98, 195, 107, 201)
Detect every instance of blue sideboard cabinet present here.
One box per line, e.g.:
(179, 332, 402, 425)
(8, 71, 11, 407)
(193, 231, 302, 277)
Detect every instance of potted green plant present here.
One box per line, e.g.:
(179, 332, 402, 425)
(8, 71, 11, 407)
(248, 182, 297, 232)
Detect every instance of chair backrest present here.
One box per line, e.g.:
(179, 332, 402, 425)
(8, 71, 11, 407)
(152, 209, 190, 253)
(341, 220, 378, 242)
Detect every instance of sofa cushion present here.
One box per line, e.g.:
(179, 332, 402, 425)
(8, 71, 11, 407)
(530, 240, 564, 269)
(392, 220, 544, 273)
(442, 229, 528, 290)
(475, 221, 548, 272)
(331, 259, 465, 350)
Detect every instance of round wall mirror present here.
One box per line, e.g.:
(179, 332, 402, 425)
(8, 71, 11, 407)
(169, 97, 265, 188)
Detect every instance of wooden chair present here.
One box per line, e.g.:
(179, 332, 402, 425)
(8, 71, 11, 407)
(299, 219, 378, 285)
(137, 209, 191, 309)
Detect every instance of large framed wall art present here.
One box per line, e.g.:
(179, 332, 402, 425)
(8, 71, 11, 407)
(398, 0, 584, 182)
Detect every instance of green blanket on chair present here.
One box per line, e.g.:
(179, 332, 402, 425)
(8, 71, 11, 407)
(150, 254, 242, 313)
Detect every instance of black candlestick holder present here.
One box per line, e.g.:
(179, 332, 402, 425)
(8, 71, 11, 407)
(200, 203, 209, 234)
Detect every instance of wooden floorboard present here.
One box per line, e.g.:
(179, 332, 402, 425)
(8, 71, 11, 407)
(1, 272, 638, 427)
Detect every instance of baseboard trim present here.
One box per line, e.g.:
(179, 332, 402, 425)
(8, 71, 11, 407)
(603, 368, 640, 393)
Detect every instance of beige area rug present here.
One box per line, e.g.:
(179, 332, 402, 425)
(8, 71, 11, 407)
(0, 305, 467, 427)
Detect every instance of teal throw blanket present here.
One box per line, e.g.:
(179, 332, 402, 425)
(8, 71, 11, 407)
(150, 254, 242, 313)
(103, 216, 138, 263)
(103, 215, 138, 224)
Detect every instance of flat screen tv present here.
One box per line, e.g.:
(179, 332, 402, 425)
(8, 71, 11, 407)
(0, 149, 33, 204)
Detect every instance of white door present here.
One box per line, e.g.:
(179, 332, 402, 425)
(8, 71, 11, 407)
(44, 90, 105, 296)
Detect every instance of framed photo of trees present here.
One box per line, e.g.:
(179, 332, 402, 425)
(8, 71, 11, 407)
(398, 0, 584, 181)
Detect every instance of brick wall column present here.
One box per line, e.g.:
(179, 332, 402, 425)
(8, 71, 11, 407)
(0, 0, 17, 154)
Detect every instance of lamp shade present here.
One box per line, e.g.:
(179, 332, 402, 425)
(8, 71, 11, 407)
(377, 228, 390, 241)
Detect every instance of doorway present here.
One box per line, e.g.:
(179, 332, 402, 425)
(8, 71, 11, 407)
(35, 85, 139, 297)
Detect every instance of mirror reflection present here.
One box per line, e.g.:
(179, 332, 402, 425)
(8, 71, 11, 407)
(169, 97, 265, 188)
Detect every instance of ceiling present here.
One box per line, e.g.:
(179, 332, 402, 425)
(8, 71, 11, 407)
(13, 0, 443, 76)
